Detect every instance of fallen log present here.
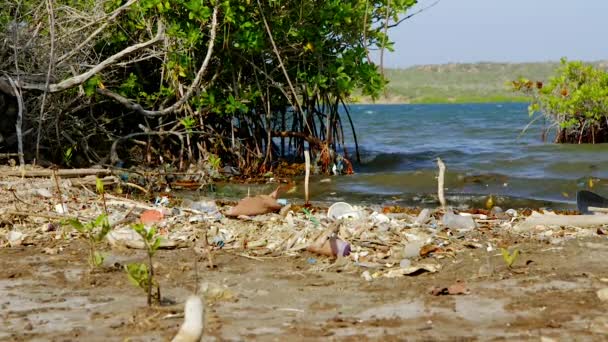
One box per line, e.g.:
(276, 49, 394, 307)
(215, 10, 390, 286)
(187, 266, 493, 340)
(0, 168, 112, 178)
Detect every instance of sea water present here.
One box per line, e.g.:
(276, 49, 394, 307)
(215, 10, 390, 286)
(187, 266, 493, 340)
(329, 103, 608, 208)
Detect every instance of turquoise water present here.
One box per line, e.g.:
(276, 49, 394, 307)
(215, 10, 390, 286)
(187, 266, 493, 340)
(318, 103, 608, 208)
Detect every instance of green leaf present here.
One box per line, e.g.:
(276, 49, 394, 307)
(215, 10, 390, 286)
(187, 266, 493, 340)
(94, 214, 108, 228)
(301, 208, 320, 226)
(500, 248, 519, 268)
(151, 237, 162, 253)
(96, 177, 104, 195)
(125, 263, 149, 289)
(131, 223, 146, 237)
(68, 218, 86, 232)
(92, 251, 104, 267)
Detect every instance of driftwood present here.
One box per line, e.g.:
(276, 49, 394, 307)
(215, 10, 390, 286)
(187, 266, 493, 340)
(515, 212, 608, 231)
(0, 168, 112, 178)
(436, 157, 446, 208)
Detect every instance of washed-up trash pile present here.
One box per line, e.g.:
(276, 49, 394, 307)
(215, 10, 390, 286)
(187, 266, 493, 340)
(2, 170, 608, 280)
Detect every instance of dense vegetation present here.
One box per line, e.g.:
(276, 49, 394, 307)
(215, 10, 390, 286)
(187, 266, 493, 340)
(513, 59, 608, 144)
(364, 61, 608, 104)
(0, 0, 416, 173)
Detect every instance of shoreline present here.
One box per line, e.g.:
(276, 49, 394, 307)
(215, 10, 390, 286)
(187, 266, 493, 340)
(351, 97, 530, 105)
(1, 165, 607, 340)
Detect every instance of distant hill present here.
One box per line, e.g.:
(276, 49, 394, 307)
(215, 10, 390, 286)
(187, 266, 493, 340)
(356, 60, 608, 104)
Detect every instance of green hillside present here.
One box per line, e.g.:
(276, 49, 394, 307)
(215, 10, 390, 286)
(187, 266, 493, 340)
(356, 61, 608, 104)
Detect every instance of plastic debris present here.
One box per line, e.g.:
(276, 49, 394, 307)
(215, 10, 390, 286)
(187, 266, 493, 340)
(106, 228, 187, 249)
(34, 188, 53, 198)
(307, 237, 351, 257)
(399, 258, 412, 268)
(225, 188, 282, 217)
(442, 210, 476, 231)
(140, 209, 164, 225)
(515, 211, 608, 231)
(414, 208, 431, 225)
(327, 202, 361, 220)
(361, 270, 373, 281)
(370, 212, 390, 225)
(403, 241, 424, 259)
(154, 196, 170, 207)
(597, 288, 608, 302)
(187, 200, 219, 213)
(7, 230, 26, 247)
(54, 203, 69, 214)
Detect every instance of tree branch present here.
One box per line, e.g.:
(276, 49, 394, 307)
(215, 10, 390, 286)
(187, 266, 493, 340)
(36, 0, 56, 161)
(56, 0, 139, 65)
(110, 131, 184, 164)
(387, 0, 441, 28)
(5, 76, 25, 167)
(5, 21, 165, 93)
(271, 131, 323, 148)
(97, 5, 219, 117)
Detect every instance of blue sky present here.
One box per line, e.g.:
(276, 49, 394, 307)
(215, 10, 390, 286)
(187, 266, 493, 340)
(380, 0, 608, 67)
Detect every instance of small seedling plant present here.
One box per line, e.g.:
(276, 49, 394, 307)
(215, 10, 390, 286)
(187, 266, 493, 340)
(125, 223, 162, 306)
(67, 214, 111, 269)
(500, 248, 520, 268)
(66, 178, 111, 269)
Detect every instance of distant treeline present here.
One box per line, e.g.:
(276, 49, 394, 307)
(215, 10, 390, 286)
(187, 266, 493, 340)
(358, 61, 608, 104)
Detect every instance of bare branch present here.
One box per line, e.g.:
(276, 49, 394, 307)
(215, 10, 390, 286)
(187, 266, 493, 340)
(36, 0, 57, 161)
(110, 131, 184, 164)
(387, 0, 441, 28)
(56, 0, 139, 65)
(5, 21, 165, 93)
(97, 6, 219, 117)
(5, 76, 25, 167)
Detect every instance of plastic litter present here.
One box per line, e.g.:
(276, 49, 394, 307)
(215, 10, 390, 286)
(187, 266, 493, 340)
(140, 209, 164, 225)
(327, 202, 361, 220)
(370, 212, 390, 224)
(54, 203, 68, 214)
(414, 208, 431, 225)
(154, 196, 170, 207)
(399, 258, 412, 268)
(7, 231, 25, 247)
(225, 188, 282, 217)
(188, 200, 219, 213)
(307, 237, 351, 257)
(442, 210, 476, 231)
(403, 241, 424, 259)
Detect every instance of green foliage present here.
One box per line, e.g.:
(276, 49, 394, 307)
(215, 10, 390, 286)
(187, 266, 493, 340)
(207, 153, 221, 170)
(500, 248, 519, 268)
(63, 147, 74, 166)
(1, 0, 417, 172)
(180, 116, 196, 132)
(84, 75, 103, 97)
(125, 262, 150, 288)
(67, 214, 111, 269)
(513, 59, 608, 143)
(301, 208, 320, 226)
(125, 223, 161, 305)
(361, 61, 581, 104)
